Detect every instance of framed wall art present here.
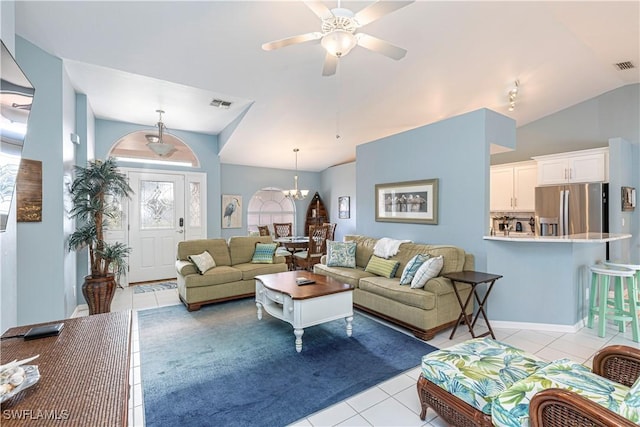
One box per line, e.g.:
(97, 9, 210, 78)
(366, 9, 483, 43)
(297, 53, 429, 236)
(222, 194, 242, 228)
(622, 186, 636, 212)
(375, 178, 438, 224)
(16, 158, 42, 222)
(338, 196, 350, 219)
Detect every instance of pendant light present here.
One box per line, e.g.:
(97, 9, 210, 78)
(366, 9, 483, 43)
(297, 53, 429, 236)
(282, 148, 309, 200)
(146, 109, 174, 157)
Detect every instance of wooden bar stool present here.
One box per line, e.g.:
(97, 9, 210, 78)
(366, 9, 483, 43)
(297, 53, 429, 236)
(587, 264, 639, 342)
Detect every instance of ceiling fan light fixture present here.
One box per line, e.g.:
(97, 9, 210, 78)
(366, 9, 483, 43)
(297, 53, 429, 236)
(321, 30, 357, 57)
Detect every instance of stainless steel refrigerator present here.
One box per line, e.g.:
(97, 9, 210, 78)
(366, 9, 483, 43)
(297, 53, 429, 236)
(534, 183, 609, 236)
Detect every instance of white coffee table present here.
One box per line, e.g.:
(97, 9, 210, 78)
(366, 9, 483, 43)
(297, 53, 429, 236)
(255, 271, 354, 353)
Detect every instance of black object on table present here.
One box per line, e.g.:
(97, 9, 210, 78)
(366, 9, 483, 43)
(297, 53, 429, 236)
(443, 270, 503, 340)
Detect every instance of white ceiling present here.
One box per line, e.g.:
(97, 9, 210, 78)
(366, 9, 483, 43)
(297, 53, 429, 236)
(14, 1, 640, 172)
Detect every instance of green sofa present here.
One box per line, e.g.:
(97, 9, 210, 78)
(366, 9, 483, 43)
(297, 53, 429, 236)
(175, 236, 288, 311)
(313, 235, 474, 340)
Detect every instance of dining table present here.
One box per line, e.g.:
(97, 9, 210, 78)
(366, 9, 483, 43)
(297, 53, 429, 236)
(273, 236, 309, 252)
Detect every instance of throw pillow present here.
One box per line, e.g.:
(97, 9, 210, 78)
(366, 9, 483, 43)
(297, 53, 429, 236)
(400, 254, 430, 285)
(365, 255, 400, 278)
(326, 240, 356, 268)
(410, 255, 444, 289)
(188, 251, 216, 275)
(251, 242, 278, 264)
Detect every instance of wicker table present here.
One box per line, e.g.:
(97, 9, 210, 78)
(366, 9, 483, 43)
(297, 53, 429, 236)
(1, 311, 132, 426)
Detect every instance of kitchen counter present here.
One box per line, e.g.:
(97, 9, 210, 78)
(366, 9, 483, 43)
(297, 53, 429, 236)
(484, 232, 632, 243)
(485, 233, 631, 331)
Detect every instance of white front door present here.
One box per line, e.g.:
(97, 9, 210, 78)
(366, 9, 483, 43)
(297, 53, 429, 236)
(128, 172, 185, 283)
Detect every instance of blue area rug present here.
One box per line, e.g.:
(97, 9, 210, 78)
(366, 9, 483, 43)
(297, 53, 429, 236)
(138, 298, 437, 427)
(133, 281, 177, 294)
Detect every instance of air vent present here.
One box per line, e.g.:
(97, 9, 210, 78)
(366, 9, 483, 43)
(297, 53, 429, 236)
(210, 99, 232, 109)
(614, 61, 635, 71)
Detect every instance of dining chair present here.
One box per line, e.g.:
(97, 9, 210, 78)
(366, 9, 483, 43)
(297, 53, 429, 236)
(257, 225, 270, 236)
(293, 224, 329, 271)
(323, 222, 336, 241)
(273, 223, 293, 238)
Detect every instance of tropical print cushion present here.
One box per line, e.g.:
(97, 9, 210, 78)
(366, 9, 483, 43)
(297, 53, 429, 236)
(400, 253, 429, 285)
(492, 358, 637, 427)
(621, 375, 640, 421)
(326, 240, 356, 268)
(421, 337, 548, 415)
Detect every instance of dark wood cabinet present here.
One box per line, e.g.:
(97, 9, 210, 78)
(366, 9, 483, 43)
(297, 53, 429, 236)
(304, 192, 328, 236)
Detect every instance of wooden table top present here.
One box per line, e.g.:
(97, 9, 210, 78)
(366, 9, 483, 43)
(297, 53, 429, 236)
(1, 311, 132, 426)
(255, 271, 352, 300)
(442, 270, 503, 285)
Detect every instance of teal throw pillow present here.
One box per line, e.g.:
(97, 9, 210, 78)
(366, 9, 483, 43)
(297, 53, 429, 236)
(400, 254, 430, 285)
(365, 255, 400, 278)
(326, 240, 356, 268)
(251, 243, 278, 264)
(188, 251, 216, 274)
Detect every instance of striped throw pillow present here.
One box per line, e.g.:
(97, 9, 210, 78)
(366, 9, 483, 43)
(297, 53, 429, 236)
(365, 255, 400, 278)
(410, 255, 444, 289)
(251, 243, 278, 264)
(400, 254, 430, 285)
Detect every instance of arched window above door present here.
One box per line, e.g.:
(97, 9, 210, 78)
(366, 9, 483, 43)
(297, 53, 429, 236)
(109, 131, 200, 167)
(247, 188, 296, 235)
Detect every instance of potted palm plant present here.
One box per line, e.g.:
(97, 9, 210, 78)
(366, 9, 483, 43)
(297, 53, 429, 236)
(68, 158, 132, 314)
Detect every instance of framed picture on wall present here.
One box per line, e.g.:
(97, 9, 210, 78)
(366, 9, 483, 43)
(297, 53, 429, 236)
(222, 194, 242, 228)
(622, 186, 636, 212)
(338, 196, 350, 219)
(375, 179, 438, 224)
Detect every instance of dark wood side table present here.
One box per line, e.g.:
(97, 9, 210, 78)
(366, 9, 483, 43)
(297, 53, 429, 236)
(443, 271, 503, 340)
(1, 311, 132, 426)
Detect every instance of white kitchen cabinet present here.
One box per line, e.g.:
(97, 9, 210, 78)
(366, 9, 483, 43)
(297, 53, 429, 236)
(533, 148, 608, 186)
(490, 161, 537, 212)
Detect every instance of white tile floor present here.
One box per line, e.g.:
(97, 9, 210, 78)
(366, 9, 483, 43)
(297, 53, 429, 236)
(73, 285, 640, 427)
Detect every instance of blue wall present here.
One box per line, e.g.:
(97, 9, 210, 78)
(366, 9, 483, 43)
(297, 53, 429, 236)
(220, 163, 322, 239)
(356, 109, 516, 271)
(321, 162, 356, 241)
(15, 36, 72, 324)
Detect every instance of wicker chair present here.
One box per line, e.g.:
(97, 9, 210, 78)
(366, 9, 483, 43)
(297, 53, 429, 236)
(273, 223, 293, 238)
(293, 224, 329, 271)
(529, 345, 640, 427)
(257, 225, 270, 236)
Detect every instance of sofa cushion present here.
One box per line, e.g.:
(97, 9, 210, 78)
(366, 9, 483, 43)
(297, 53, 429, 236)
(400, 254, 429, 285)
(188, 251, 216, 274)
(176, 260, 198, 276)
(233, 262, 288, 280)
(314, 264, 373, 288)
(358, 276, 436, 310)
(177, 238, 231, 266)
(492, 358, 637, 426)
(326, 240, 357, 268)
(365, 255, 400, 278)
(411, 255, 444, 289)
(621, 375, 640, 421)
(229, 236, 275, 265)
(421, 337, 548, 415)
(251, 242, 277, 264)
(182, 266, 243, 288)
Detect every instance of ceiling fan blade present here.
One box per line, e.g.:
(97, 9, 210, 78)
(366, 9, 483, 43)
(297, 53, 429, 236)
(354, 0, 414, 27)
(304, 0, 333, 20)
(322, 53, 338, 76)
(356, 33, 407, 60)
(262, 32, 322, 51)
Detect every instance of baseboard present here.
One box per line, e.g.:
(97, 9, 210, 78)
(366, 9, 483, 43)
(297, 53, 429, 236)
(71, 304, 89, 318)
(490, 319, 583, 334)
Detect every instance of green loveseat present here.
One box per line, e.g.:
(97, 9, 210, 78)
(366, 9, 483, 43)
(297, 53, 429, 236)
(175, 236, 287, 311)
(313, 235, 474, 340)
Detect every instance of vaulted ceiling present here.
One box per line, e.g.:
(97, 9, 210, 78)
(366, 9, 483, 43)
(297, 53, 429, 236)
(14, 1, 640, 171)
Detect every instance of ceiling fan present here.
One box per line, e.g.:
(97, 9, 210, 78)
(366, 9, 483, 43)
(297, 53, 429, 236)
(262, 0, 414, 76)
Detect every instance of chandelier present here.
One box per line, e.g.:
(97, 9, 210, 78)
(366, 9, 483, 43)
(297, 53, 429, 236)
(282, 148, 309, 200)
(508, 80, 519, 112)
(145, 109, 174, 157)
